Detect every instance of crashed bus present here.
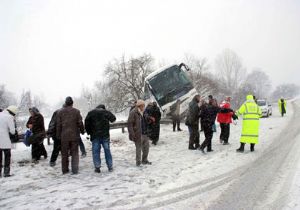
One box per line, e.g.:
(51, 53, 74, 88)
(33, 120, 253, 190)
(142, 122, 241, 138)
(144, 63, 198, 118)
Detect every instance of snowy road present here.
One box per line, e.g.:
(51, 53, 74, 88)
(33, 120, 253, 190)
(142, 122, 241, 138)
(0, 100, 299, 210)
(207, 100, 300, 210)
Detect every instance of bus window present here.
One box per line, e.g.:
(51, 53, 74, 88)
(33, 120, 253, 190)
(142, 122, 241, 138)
(148, 65, 194, 107)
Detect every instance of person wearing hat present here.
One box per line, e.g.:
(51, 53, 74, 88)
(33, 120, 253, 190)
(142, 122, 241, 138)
(26, 107, 47, 163)
(56, 96, 85, 174)
(0, 105, 18, 177)
(236, 95, 262, 152)
(128, 99, 152, 166)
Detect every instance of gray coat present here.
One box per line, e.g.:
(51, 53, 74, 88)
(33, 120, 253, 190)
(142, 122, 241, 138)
(127, 107, 142, 142)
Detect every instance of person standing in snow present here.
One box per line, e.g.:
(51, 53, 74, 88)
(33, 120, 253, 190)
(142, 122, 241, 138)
(236, 95, 262, 152)
(0, 106, 18, 177)
(199, 97, 234, 153)
(171, 100, 182, 132)
(128, 100, 152, 166)
(27, 107, 47, 163)
(144, 102, 161, 145)
(85, 104, 116, 173)
(185, 94, 201, 150)
(278, 97, 287, 117)
(47, 106, 64, 167)
(56, 97, 85, 174)
(217, 96, 233, 145)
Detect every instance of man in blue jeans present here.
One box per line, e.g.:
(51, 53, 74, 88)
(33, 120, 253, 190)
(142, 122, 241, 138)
(85, 104, 116, 173)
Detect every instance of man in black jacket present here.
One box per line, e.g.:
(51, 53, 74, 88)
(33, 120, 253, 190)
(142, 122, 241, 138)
(85, 104, 116, 173)
(48, 106, 63, 167)
(199, 98, 234, 153)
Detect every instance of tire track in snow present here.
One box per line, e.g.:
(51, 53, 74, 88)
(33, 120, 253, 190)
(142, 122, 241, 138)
(101, 101, 299, 210)
(207, 100, 300, 210)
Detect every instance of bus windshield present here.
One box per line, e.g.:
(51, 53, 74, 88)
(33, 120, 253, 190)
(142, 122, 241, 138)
(147, 65, 193, 106)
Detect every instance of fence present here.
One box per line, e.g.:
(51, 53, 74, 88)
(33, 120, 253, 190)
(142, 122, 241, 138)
(16, 118, 175, 145)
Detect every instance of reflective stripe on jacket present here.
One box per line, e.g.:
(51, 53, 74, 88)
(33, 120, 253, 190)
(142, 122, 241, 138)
(237, 97, 262, 144)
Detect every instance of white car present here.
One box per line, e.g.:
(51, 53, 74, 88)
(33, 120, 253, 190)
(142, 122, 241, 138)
(257, 99, 272, 117)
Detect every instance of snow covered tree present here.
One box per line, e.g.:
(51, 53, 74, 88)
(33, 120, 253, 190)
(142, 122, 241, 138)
(104, 54, 155, 112)
(0, 85, 16, 109)
(184, 54, 216, 96)
(271, 84, 300, 101)
(215, 49, 247, 93)
(244, 69, 272, 99)
(18, 90, 33, 115)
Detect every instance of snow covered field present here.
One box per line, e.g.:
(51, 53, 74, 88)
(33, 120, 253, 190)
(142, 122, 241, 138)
(0, 101, 298, 210)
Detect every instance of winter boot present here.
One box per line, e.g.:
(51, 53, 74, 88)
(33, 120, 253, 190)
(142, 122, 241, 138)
(49, 162, 56, 167)
(250, 144, 255, 152)
(236, 143, 245, 153)
(4, 167, 10, 177)
(188, 145, 196, 150)
(199, 148, 206, 154)
(95, 168, 101, 173)
(142, 160, 152, 165)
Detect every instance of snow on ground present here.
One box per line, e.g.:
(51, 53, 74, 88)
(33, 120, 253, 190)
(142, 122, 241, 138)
(0, 102, 294, 210)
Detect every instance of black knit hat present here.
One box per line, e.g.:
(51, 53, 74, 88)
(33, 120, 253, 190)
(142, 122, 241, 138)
(65, 96, 73, 106)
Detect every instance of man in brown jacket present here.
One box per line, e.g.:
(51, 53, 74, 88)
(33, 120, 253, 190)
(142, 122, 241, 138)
(128, 99, 152, 166)
(56, 97, 84, 174)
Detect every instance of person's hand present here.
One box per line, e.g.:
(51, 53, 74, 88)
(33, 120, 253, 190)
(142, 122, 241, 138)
(150, 117, 155, 123)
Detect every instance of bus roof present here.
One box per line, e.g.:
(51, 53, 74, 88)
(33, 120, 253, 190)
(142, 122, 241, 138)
(145, 64, 177, 81)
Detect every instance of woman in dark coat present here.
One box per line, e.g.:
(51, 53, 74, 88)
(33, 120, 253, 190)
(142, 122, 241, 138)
(26, 107, 47, 163)
(145, 102, 162, 145)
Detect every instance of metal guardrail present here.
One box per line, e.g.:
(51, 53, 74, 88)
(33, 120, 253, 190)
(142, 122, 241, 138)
(16, 118, 175, 144)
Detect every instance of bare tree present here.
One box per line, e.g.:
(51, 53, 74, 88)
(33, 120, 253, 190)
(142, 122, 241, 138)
(215, 49, 247, 93)
(244, 68, 272, 99)
(271, 83, 300, 101)
(19, 90, 33, 115)
(104, 54, 155, 112)
(183, 54, 221, 102)
(0, 85, 16, 109)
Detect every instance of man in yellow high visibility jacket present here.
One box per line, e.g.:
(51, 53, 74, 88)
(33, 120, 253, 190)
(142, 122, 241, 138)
(236, 95, 262, 152)
(278, 98, 287, 117)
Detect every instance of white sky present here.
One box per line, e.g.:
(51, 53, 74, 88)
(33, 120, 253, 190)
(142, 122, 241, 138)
(1, 0, 300, 105)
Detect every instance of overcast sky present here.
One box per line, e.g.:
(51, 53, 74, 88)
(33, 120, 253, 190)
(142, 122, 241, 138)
(1, 0, 300, 105)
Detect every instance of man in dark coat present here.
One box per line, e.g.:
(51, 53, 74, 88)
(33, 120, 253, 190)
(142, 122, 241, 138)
(185, 94, 201, 150)
(128, 100, 152, 166)
(144, 102, 161, 145)
(56, 97, 84, 174)
(199, 98, 234, 153)
(47, 106, 64, 167)
(85, 104, 116, 173)
(27, 107, 47, 163)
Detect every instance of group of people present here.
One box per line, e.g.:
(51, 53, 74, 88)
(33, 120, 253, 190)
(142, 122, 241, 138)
(0, 94, 288, 177)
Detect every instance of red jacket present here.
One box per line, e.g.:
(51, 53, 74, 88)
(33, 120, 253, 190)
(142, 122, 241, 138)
(217, 101, 233, 124)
